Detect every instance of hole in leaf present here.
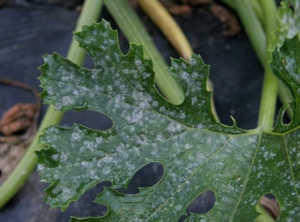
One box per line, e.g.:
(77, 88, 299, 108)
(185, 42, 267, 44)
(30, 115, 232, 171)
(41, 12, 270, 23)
(275, 99, 292, 126)
(281, 107, 292, 125)
(256, 193, 280, 221)
(60, 110, 112, 131)
(58, 181, 111, 220)
(117, 162, 164, 194)
(177, 190, 215, 222)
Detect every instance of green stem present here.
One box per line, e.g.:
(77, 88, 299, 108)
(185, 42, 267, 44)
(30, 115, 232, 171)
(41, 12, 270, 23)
(232, 0, 278, 129)
(230, 0, 293, 123)
(259, 0, 293, 118)
(257, 0, 278, 129)
(257, 64, 278, 129)
(222, 0, 264, 28)
(258, 0, 277, 43)
(67, 0, 104, 62)
(104, 0, 184, 105)
(251, 0, 264, 25)
(0, 0, 103, 209)
(233, 0, 267, 65)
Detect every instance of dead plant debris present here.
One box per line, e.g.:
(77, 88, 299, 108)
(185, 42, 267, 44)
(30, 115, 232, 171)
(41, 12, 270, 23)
(0, 78, 40, 184)
(157, 0, 241, 36)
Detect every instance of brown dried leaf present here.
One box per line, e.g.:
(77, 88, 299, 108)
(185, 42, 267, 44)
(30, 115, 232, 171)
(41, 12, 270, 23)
(0, 103, 38, 184)
(167, 4, 192, 15)
(0, 103, 37, 136)
(210, 4, 241, 36)
(0, 78, 40, 185)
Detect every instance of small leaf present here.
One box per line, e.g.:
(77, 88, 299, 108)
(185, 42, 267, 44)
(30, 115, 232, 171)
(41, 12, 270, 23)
(37, 20, 300, 221)
(270, 0, 300, 50)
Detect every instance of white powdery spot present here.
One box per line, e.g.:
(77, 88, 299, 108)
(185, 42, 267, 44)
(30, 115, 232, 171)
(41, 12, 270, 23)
(103, 167, 111, 174)
(60, 154, 68, 164)
(179, 112, 186, 120)
(181, 71, 189, 81)
(156, 133, 165, 141)
(185, 144, 192, 150)
(81, 161, 92, 168)
(135, 59, 142, 67)
(71, 133, 81, 142)
(166, 122, 185, 134)
(138, 101, 150, 110)
(37, 165, 45, 171)
(47, 86, 54, 95)
(191, 97, 198, 105)
(62, 96, 74, 106)
(102, 156, 113, 163)
(96, 137, 104, 144)
(52, 154, 59, 161)
(61, 188, 73, 202)
(83, 141, 95, 151)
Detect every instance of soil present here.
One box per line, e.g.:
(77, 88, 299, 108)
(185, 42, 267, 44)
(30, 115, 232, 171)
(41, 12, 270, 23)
(0, 0, 264, 221)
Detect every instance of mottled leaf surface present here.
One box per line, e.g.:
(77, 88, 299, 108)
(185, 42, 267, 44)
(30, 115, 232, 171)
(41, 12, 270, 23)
(37, 21, 300, 221)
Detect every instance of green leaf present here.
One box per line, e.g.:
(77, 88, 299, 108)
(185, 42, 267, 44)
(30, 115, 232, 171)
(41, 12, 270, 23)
(270, 0, 300, 50)
(37, 20, 300, 221)
(272, 36, 300, 132)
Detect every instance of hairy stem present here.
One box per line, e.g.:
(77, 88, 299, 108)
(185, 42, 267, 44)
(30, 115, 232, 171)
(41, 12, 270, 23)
(104, 0, 184, 105)
(0, 0, 103, 209)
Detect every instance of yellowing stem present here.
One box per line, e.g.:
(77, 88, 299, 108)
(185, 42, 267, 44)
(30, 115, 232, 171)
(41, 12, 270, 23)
(138, 0, 192, 61)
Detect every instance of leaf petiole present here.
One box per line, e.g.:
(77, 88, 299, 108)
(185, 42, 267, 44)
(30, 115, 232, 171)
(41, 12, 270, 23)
(104, 0, 185, 105)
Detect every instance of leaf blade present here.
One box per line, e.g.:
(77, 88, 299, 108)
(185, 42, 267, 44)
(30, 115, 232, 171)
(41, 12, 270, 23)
(37, 20, 300, 221)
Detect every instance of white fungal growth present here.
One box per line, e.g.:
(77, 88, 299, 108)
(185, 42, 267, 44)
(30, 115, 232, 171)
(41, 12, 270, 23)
(62, 96, 74, 106)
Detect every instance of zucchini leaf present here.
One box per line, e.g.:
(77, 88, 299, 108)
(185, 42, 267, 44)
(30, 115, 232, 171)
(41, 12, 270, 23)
(37, 20, 300, 221)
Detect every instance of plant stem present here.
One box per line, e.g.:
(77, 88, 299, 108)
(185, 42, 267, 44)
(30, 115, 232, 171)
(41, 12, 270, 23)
(137, 0, 219, 120)
(259, 0, 293, 118)
(257, 64, 278, 129)
(230, 0, 293, 122)
(233, 0, 267, 65)
(104, 0, 184, 105)
(257, 0, 278, 129)
(231, 0, 278, 129)
(67, 1, 104, 63)
(0, 0, 104, 209)
(222, 0, 264, 27)
(137, 0, 192, 61)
